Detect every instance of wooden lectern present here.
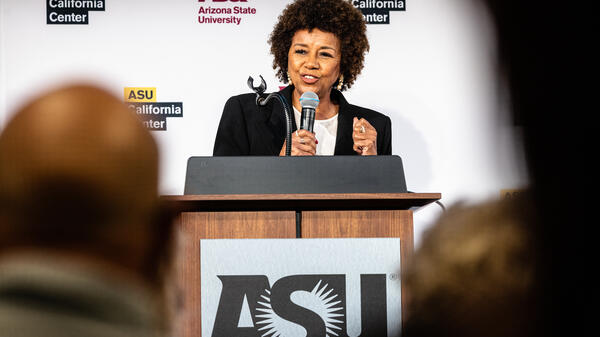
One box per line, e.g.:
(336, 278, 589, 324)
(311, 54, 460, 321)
(163, 192, 441, 337)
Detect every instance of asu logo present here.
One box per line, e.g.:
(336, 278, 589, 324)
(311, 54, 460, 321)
(211, 274, 387, 337)
(125, 87, 156, 102)
(500, 189, 525, 200)
(124, 87, 183, 131)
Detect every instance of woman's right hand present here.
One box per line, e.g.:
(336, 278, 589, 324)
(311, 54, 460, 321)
(279, 129, 317, 156)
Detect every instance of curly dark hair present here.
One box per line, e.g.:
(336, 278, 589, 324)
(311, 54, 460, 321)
(269, 0, 369, 91)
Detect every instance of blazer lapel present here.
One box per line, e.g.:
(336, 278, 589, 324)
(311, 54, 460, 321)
(281, 85, 298, 131)
(333, 90, 355, 155)
(262, 86, 297, 154)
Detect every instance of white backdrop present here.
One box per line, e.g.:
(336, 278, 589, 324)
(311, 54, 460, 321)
(0, 0, 527, 245)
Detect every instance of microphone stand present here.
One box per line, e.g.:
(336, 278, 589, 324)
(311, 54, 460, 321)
(247, 75, 293, 156)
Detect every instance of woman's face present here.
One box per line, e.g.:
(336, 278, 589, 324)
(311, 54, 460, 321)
(287, 28, 341, 100)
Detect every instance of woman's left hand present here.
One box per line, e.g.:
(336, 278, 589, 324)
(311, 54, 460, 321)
(352, 117, 377, 155)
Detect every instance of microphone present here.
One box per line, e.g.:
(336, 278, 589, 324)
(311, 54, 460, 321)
(299, 91, 319, 133)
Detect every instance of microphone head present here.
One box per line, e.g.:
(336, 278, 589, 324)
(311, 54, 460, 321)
(299, 91, 319, 110)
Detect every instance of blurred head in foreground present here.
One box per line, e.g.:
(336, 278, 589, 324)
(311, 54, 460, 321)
(403, 199, 538, 337)
(0, 84, 173, 336)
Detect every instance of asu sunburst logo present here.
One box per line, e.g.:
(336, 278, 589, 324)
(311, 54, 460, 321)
(255, 280, 345, 337)
(210, 273, 392, 336)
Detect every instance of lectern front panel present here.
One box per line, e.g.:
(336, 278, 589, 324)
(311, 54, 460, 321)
(175, 211, 296, 337)
(301, 209, 414, 324)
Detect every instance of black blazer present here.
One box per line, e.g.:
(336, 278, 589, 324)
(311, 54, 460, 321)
(213, 86, 391, 156)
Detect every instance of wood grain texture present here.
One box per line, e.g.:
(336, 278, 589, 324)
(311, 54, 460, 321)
(301, 210, 414, 326)
(175, 211, 296, 337)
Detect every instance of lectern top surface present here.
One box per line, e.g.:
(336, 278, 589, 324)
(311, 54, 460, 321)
(184, 155, 408, 195)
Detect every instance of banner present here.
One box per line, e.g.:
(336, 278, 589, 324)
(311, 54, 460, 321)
(0, 0, 527, 243)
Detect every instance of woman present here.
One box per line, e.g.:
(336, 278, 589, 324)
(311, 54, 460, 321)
(213, 0, 391, 156)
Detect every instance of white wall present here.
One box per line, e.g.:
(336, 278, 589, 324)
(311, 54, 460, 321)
(0, 0, 6, 128)
(0, 0, 528, 246)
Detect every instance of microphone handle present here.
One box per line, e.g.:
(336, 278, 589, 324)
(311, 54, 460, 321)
(300, 107, 315, 133)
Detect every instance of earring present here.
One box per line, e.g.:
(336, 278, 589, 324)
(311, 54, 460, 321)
(287, 72, 293, 85)
(337, 74, 344, 91)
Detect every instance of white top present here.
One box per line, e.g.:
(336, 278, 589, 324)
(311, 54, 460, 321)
(294, 106, 338, 155)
